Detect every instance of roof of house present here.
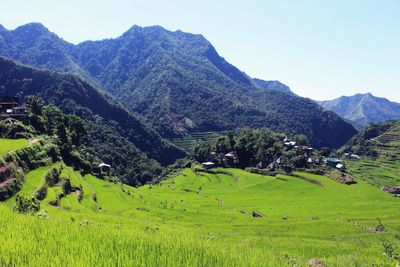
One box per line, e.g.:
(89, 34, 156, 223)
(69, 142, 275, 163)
(99, 163, 111, 168)
(326, 158, 342, 163)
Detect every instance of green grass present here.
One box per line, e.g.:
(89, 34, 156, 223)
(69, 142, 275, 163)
(0, 138, 29, 156)
(1, 166, 399, 266)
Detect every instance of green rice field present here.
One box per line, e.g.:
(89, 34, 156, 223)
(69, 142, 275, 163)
(347, 122, 400, 188)
(1, 162, 399, 266)
(170, 131, 226, 152)
(0, 138, 29, 156)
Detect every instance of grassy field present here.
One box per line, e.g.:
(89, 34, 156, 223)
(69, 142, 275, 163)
(0, 138, 29, 156)
(1, 163, 399, 266)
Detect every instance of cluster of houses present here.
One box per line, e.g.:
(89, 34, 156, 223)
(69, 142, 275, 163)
(201, 136, 363, 173)
(202, 152, 237, 169)
(0, 96, 27, 119)
(381, 185, 400, 197)
(201, 137, 318, 171)
(325, 154, 362, 171)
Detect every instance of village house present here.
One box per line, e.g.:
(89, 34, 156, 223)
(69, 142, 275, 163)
(284, 141, 296, 147)
(335, 163, 345, 171)
(0, 96, 27, 119)
(92, 163, 111, 176)
(344, 153, 361, 160)
(350, 154, 361, 160)
(256, 161, 267, 169)
(202, 162, 215, 169)
(223, 152, 236, 167)
(325, 158, 345, 170)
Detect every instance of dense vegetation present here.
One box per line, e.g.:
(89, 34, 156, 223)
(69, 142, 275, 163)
(0, 23, 357, 148)
(0, 57, 187, 185)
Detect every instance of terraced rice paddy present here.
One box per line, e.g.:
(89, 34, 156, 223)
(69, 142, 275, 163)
(0, 138, 28, 156)
(347, 158, 400, 187)
(1, 163, 399, 266)
(347, 122, 400, 188)
(170, 131, 227, 152)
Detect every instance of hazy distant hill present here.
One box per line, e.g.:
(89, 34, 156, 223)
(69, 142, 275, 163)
(319, 93, 400, 129)
(0, 22, 357, 148)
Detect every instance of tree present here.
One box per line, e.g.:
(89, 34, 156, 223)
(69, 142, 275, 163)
(294, 135, 309, 146)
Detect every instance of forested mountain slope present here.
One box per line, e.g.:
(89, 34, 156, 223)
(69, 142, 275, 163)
(0, 56, 186, 185)
(0, 23, 357, 148)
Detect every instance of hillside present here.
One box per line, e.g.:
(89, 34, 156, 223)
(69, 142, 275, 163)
(319, 93, 400, 129)
(0, 137, 399, 266)
(338, 120, 400, 188)
(0, 56, 186, 185)
(0, 23, 357, 148)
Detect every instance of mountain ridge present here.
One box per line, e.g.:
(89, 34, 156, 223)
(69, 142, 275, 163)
(319, 93, 400, 129)
(0, 22, 357, 148)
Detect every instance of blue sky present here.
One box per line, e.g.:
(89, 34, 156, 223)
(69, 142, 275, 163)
(1, 0, 399, 101)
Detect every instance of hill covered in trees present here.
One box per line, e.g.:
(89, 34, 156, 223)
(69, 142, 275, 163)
(0, 23, 357, 148)
(0, 56, 186, 185)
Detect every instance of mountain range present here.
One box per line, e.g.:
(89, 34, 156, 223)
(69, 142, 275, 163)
(0, 22, 357, 148)
(319, 93, 400, 129)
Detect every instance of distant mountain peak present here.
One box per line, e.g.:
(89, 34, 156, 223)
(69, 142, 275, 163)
(14, 22, 48, 33)
(319, 93, 400, 129)
(125, 24, 163, 34)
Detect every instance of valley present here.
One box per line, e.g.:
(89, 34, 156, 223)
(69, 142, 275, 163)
(0, 15, 399, 267)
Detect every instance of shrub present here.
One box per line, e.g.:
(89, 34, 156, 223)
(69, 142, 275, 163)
(13, 195, 40, 214)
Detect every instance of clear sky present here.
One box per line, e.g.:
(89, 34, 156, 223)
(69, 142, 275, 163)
(1, 0, 399, 101)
